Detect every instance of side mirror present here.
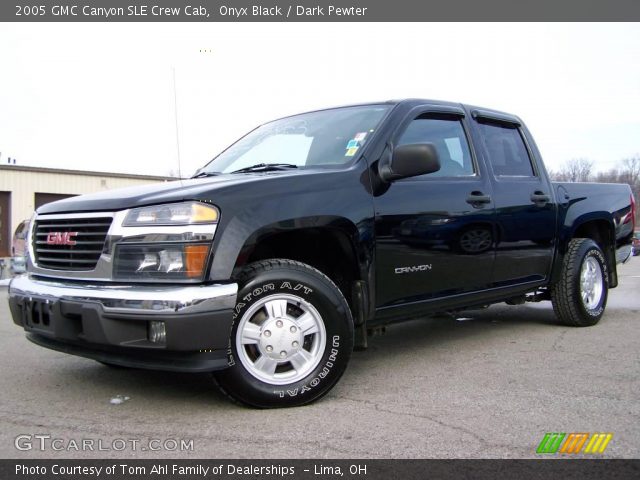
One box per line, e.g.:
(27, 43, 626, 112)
(379, 143, 440, 182)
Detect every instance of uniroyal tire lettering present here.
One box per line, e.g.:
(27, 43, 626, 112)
(273, 335, 341, 397)
(232, 268, 345, 401)
(226, 341, 236, 367)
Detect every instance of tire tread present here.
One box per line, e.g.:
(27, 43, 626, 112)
(551, 238, 605, 327)
(213, 258, 353, 408)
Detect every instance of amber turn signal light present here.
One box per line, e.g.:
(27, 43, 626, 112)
(184, 245, 209, 278)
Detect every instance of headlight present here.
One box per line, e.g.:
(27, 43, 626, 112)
(123, 201, 219, 226)
(115, 202, 218, 281)
(114, 244, 210, 280)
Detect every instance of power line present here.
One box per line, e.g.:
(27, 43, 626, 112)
(172, 66, 183, 183)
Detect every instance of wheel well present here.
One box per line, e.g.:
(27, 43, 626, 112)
(234, 228, 360, 310)
(571, 219, 617, 285)
(573, 220, 613, 252)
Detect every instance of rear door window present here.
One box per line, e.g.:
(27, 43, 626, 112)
(477, 122, 535, 177)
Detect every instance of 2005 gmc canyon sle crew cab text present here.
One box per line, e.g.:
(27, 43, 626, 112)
(8, 99, 636, 407)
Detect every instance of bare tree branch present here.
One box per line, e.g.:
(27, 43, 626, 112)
(549, 158, 593, 182)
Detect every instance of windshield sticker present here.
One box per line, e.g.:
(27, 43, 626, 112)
(345, 146, 359, 157)
(346, 139, 359, 149)
(354, 132, 367, 142)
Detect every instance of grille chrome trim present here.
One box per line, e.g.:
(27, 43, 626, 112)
(33, 216, 112, 271)
(27, 210, 217, 282)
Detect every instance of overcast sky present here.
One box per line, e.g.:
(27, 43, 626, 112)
(0, 23, 638, 177)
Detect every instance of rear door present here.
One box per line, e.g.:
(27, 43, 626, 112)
(469, 110, 557, 286)
(374, 106, 496, 307)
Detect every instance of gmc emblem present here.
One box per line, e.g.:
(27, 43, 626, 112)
(46, 231, 78, 246)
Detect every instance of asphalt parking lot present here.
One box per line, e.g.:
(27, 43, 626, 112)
(0, 260, 638, 459)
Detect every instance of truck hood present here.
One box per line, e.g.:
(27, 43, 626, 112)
(36, 171, 314, 214)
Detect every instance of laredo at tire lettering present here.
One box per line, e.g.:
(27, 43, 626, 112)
(214, 259, 353, 408)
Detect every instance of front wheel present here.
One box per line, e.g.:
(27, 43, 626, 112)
(214, 259, 354, 408)
(551, 238, 608, 327)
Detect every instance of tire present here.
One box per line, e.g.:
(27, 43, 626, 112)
(214, 259, 354, 408)
(551, 238, 608, 327)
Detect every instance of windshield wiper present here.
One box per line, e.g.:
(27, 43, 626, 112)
(230, 163, 299, 174)
(191, 171, 220, 179)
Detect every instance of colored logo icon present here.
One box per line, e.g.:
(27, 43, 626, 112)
(537, 433, 613, 454)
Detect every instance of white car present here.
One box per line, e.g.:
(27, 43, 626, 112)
(10, 219, 30, 274)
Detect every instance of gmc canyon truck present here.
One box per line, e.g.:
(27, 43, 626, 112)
(8, 99, 636, 408)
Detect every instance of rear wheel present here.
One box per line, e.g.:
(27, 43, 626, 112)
(551, 238, 608, 327)
(214, 259, 353, 408)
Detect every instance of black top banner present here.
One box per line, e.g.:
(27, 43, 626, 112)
(3, 0, 640, 22)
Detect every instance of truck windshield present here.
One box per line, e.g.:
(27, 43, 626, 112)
(199, 105, 390, 174)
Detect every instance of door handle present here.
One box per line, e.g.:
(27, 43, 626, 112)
(466, 191, 491, 208)
(530, 191, 550, 205)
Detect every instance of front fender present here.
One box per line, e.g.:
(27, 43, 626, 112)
(208, 214, 367, 280)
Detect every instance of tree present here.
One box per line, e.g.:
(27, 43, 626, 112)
(594, 167, 621, 184)
(620, 156, 640, 186)
(549, 158, 594, 182)
(552, 155, 639, 225)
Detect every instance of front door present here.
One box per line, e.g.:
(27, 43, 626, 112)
(374, 110, 496, 308)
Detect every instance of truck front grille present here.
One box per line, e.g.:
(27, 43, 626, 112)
(33, 217, 112, 271)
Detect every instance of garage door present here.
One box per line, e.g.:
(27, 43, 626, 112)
(34, 192, 77, 210)
(0, 191, 10, 257)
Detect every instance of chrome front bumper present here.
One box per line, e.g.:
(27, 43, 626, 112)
(8, 275, 239, 372)
(8, 275, 237, 315)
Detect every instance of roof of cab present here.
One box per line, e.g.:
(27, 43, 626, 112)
(270, 98, 522, 126)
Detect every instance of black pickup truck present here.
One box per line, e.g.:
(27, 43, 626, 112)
(8, 99, 636, 407)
